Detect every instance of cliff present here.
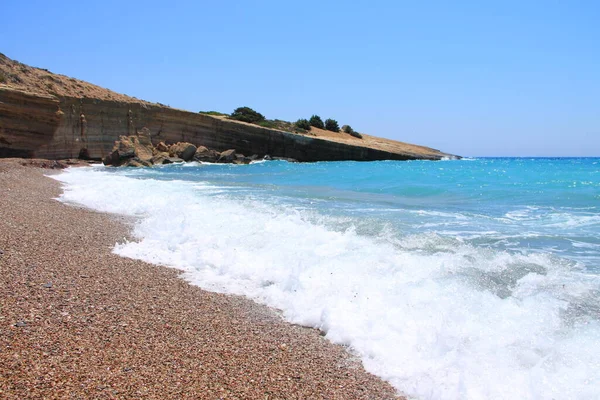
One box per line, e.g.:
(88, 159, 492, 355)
(0, 54, 456, 161)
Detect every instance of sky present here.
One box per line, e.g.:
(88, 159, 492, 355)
(1, 0, 598, 157)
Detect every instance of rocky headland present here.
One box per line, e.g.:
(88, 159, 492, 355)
(0, 53, 457, 163)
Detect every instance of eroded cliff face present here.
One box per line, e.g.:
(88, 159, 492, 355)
(0, 53, 455, 161)
(0, 88, 450, 161)
(0, 88, 61, 157)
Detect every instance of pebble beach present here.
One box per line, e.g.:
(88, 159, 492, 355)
(0, 159, 399, 399)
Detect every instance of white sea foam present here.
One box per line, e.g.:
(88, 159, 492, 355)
(54, 167, 600, 400)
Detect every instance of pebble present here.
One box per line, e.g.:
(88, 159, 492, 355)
(0, 160, 400, 400)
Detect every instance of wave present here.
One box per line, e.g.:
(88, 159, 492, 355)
(53, 167, 600, 400)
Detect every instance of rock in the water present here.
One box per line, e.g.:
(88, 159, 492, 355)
(273, 156, 298, 162)
(169, 142, 197, 161)
(125, 158, 152, 167)
(165, 157, 184, 164)
(193, 146, 220, 163)
(233, 153, 252, 164)
(218, 149, 237, 163)
(102, 154, 112, 166)
(151, 152, 170, 165)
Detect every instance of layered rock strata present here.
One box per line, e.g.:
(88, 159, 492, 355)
(0, 54, 458, 162)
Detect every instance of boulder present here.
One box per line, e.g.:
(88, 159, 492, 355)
(133, 141, 153, 163)
(156, 141, 169, 152)
(169, 142, 197, 161)
(165, 157, 184, 164)
(193, 146, 220, 163)
(151, 152, 170, 165)
(218, 149, 237, 163)
(104, 131, 154, 166)
(233, 153, 252, 165)
(136, 128, 153, 146)
(125, 157, 152, 167)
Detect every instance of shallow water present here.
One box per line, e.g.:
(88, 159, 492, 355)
(55, 158, 600, 399)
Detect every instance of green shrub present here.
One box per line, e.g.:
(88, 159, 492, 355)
(258, 120, 277, 128)
(342, 125, 353, 134)
(324, 118, 340, 132)
(309, 115, 324, 129)
(0, 73, 6, 83)
(349, 130, 363, 139)
(295, 119, 311, 130)
(199, 110, 229, 116)
(230, 106, 265, 123)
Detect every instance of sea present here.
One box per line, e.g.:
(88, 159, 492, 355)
(54, 157, 600, 400)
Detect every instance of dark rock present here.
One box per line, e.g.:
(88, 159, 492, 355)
(169, 142, 197, 161)
(263, 155, 273, 161)
(42, 282, 53, 288)
(78, 147, 91, 160)
(15, 321, 27, 327)
(0, 249, 4, 255)
(218, 149, 237, 163)
(102, 154, 112, 166)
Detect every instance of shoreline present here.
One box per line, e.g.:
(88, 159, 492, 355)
(0, 159, 400, 399)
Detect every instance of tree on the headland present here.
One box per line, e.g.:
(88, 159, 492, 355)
(295, 119, 311, 130)
(324, 118, 340, 132)
(230, 106, 265, 123)
(309, 115, 325, 129)
(342, 124, 363, 138)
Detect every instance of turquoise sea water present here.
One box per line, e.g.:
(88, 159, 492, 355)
(56, 158, 600, 400)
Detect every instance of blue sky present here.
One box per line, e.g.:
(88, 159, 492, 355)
(2, 1, 598, 156)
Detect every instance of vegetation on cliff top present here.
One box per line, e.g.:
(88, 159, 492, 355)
(202, 106, 363, 139)
(324, 118, 340, 132)
(199, 110, 228, 117)
(309, 115, 325, 129)
(230, 106, 266, 123)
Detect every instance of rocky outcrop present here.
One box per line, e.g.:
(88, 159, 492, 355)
(103, 134, 256, 167)
(0, 54, 459, 162)
(103, 129, 156, 167)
